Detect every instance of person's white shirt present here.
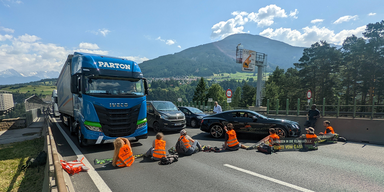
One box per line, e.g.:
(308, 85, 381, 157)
(213, 105, 222, 114)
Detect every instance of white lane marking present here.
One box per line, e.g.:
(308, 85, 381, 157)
(224, 164, 315, 192)
(52, 117, 112, 192)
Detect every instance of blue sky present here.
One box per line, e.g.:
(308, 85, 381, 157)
(0, 0, 382, 75)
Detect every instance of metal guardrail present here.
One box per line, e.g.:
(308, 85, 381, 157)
(43, 110, 67, 192)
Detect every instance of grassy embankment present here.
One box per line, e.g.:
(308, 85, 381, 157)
(1, 85, 56, 96)
(0, 138, 45, 192)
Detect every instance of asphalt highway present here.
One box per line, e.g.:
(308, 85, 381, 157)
(50, 117, 384, 192)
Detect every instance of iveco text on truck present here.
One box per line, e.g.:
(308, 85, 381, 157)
(57, 52, 148, 146)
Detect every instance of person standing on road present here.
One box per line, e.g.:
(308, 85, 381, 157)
(145, 132, 167, 161)
(177, 129, 203, 156)
(306, 104, 320, 128)
(223, 123, 248, 151)
(213, 101, 222, 114)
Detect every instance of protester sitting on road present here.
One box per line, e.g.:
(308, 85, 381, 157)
(112, 137, 134, 167)
(319, 120, 335, 135)
(223, 123, 247, 151)
(255, 128, 280, 154)
(300, 127, 320, 150)
(176, 129, 203, 156)
(145, 132, 166, 160)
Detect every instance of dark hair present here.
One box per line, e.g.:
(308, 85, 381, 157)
(269, 128, 276, 134)
(156, 132, 164, 140)
(324, 120, 330, 125)
(227, 123, 234, 130)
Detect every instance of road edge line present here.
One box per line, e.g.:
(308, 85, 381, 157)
(52, 117, 112, 192)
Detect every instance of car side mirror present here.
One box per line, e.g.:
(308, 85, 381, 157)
(252, 116, 258, 121)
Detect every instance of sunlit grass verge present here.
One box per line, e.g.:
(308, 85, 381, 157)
(0, 137, 44, 192)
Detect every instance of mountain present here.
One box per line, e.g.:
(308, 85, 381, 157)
(0, 69, 59, 85)
(140, 34, 306, 77)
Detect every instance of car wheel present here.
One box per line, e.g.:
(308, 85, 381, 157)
(191, 119, 197, 128)
(78, 125, 87, 147)
(153, 122, 160, 133)
(275, 127, 287, 138)
(210, 124, 224, 138)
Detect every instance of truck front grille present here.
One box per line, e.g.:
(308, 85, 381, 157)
(94, 104, 141, 137)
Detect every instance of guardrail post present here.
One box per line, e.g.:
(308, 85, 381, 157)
(267, 99, 269, 114)
(322, 98, 325, 117)
(286, 99, 289, 115)
(353, 97, 356, 118)
(203, 101, 206, 111)
(297, 98, 300, 116)
(337, 97, 340, 118)
(371, 96, 375, 119)
(310, 98, 313, 106)
(276, 99, 279, 115)
(198, 101, 201, 110)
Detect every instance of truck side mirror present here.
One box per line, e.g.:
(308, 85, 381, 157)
(71, 75, 81, 94)
(143, 78, 149, 95)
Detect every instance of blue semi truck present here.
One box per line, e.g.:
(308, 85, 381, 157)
(57, 52, 148, 147)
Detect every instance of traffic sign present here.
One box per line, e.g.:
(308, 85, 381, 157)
(177, 98, 182, 102)
(226, 89, 232, 98)
(227, 98, 232, 103)
(306, 90, 312, 100)
(208, 98, 213, 102)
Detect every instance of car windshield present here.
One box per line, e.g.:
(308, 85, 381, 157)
(85, 76, 144, 96)
(152, 102, 178, 111)
(189, 108, 204, 114)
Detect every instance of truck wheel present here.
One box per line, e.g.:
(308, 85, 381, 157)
(153, 122, 160, 133)
(77, 126, 87, 147)
(60, 114, 64, 123)
(191, 119, 197, 128)
(210, 124, 224, 138)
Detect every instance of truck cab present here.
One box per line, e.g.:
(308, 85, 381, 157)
(57, 52, 148, 146)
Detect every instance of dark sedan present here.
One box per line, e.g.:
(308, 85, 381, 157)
(200, 110, 301, 138)
(178, 107, 207, 128)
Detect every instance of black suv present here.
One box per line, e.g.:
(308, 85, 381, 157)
(147, 101, 186, 132)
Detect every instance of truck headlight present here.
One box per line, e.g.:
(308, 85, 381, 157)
(137, 118, 147, 129)
(84, 121, 102, 132)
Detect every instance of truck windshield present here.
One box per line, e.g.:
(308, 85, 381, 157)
(85, 77, 144, 96)
(152, 102, 178, 111)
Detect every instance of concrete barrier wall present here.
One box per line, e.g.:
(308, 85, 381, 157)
(26, 108, 42, 127)
(268, 115, 384, 145)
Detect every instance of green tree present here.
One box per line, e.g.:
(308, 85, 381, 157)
(193, 77, 207, 103)
(206, 83, 226, 105)
(240, 82, 256, 107)
(231, 87, 241, 108)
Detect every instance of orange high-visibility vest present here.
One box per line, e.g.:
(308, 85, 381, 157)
(226, 130, 239, 147)
(306, 134, 318, 139)
(116, 144, 134, 167)
(180, 136, 191, 149)
(324, 126, 335, 134)
(153, 139, 166, 159)
(268, 133, 280, 147)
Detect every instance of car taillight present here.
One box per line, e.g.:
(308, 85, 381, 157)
(201, 119, 204, 124)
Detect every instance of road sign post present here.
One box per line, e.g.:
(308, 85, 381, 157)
(307, 90, 312, 106)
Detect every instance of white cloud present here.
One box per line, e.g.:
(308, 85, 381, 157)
(120, 56, 149, 64)
(166, 40, 175, 45)
(87, 28, 111, 36)
(73, 49, 108, 55)
(0, 26, 14, 33)
(368, 13, 376, 16)
(156, 36, 177, 46)
(311, 19, 324, 24)
(79, 42, 100, 50)
(0, 34, 13, 41)
(1, 0, 22, 7)
(211, 4, 295, 39)
(17, 34, 40, 42)
(289, 9, 298, 19)
(178, 45, 181, 49)
(333, 15, 358, 24)
(99, 29, 110, 37)
(260, 25, 366, 47)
